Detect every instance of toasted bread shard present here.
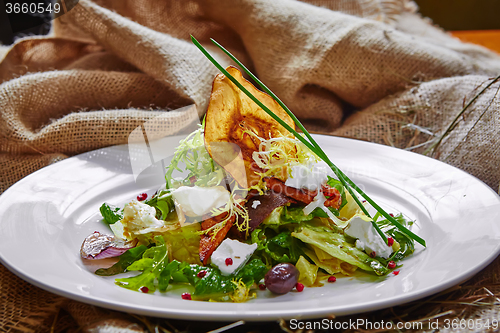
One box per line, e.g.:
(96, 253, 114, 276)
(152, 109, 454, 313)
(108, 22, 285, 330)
(204, 66, 295, 188)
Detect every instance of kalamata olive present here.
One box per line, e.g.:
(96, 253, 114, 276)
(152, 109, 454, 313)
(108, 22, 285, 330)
(264, 263, 300, 295)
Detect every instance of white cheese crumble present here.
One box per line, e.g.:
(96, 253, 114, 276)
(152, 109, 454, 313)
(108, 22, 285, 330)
(111, 200, 164, 240)
(344, 215, 392, 259)
(285, 161, 333, 192)
(355, 239, 365, 251)
(171, 186, 230, 217)
(251, 200, 261, 209)
(285, 161, 341, 222)
(211, 239, 258, 276)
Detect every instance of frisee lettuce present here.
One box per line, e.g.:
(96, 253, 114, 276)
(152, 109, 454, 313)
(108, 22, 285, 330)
(251, 133, 319, 183)
(165, 127, 225, 189)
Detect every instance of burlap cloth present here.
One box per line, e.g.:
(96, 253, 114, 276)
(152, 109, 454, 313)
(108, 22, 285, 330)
(1, 0, 500, 332)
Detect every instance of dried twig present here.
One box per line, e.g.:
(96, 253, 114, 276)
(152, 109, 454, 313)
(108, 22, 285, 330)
(424, 74, 500, 156)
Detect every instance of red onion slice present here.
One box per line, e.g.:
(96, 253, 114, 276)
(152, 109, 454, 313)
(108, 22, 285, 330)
(80, 231, 137, 260)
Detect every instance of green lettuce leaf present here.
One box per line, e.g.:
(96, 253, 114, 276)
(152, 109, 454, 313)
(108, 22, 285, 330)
(99, 203, 123, 225)
(182, 265, 233, 299)
(144, 190, 175, 220)
(251, 227, 304, 266)
(182, 259, 267, 300)
(295, 255, 318, 286)
(281, 206, 314, 223)
(158, 260, 182, 292)
(162, 223, 201, 264)
(115, 236, 172, 292)
(236, 258, 268, 285)
(95, 245, 148, 276)
(376, 213, 415, 262)
(310, 206, 339, 218)
(110, 236, 268, 297)
(252, 206, 312, 266)
(292, 223, 389, 276)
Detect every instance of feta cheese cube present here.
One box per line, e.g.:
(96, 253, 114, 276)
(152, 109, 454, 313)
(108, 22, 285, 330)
(210, 239, 258, 276)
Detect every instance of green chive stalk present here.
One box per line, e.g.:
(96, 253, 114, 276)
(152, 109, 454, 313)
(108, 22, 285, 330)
(191, 35, 425, 247)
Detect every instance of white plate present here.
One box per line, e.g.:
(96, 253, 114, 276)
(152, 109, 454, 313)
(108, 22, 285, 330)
(1, 135, 500, 321)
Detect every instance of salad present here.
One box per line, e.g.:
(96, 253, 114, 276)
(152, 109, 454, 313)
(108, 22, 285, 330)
(80, 40, 423, 302)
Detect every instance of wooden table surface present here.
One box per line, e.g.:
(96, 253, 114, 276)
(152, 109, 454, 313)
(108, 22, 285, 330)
(450, 29, 500, 54)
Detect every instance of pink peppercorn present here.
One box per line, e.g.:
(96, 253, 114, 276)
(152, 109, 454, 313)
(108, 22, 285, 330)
(140, 286, 149, 293)
(258, 284, 266, 290)
(197, 270, 207, 278)
(137, 193, 147, 201)
(392, 270, 400, 276)
(295, 283, 304, 292)
(387, 237, 394, 247)
(225, 258, 233, 266)
(328, 276, 337, 283)
(388, 261, 396, 269)
(181, 293, 192, 300)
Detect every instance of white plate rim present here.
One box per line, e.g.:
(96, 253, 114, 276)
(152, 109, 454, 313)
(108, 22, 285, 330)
(1, 135, 500, 321)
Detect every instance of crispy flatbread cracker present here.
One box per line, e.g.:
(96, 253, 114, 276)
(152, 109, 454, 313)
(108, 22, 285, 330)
(204, 66, 295, 188)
